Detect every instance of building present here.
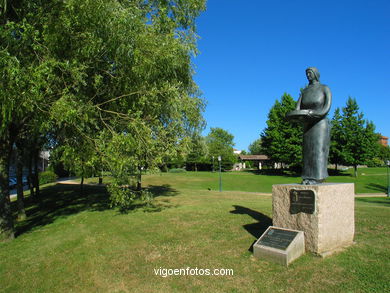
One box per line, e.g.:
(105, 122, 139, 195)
(233, 148, 242, 155)
(379, 135, 388, 146)
(237, 154, 270, 170)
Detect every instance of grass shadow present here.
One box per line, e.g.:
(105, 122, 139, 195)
(146, 184, 179, 197)
(230, 205, 272, 252)
(242, 169, 300, 177)
(364, 183, 387, 193)
(115, 184, 179, 214)
(14, 183, 110, 237)
(356, 197, 390, 206)
(328, 169, 351, 176)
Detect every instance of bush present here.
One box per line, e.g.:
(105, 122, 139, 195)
(366, 157, 384, 167)
(107, 183, 154, 212)
(168, 168, 187, 173)
(39, 170, 58, 185)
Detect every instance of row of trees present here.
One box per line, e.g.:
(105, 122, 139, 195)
(0, 0, 206, 241)
(252, 94, 388, 175)
(174, 127, 237, 171)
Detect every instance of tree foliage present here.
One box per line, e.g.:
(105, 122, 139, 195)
(248, 138, 263, 155)
(261, 93, 302, 168)
(206, 128, 236, 170)
(330, 97, 380, 176)
(0, 0, 206, 238)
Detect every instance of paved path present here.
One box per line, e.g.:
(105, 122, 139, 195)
(10, 177, 79, 199)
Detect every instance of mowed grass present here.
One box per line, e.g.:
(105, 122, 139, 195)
(1, 172, 389, 292)
(86, 167, 388, 194)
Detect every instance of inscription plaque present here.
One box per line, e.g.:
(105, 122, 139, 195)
(258, 228, 298, 250)
(290, 189, 315, 214)
(253, 226, 305, 266)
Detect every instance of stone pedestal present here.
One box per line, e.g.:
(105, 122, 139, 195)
(272, 183, 355, 256)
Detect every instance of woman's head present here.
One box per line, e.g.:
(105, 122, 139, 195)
(306, 67, 320, 82)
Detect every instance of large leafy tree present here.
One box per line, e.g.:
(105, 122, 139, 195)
(186, 133, 208, 171)
(261, 93, 302, 168)
(0, 0, 206, 239)
(206, 128, 236, 170)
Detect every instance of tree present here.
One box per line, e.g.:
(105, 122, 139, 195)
(206, 128, 236, 170)
(378, 145, 390, 164)
(329, 108, 344, 170)
(0, 0, 206, 238)
(261, 93, 302, 168)
(248, 138, 263, 155)
(186, 133, 208, 171)
(331, 97, 380, 177)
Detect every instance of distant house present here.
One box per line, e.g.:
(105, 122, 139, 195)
(233, 148, 242, 155)
(379, 135, 388, 146)
(238, 154, 270, 170)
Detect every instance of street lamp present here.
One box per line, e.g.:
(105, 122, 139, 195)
(387, 160, 390, 197)
(212, 156, 215, 173)
(218, 156, 222, 192)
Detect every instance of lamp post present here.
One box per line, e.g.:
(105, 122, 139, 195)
(218, 156, 222, 192)
(387, 160, 390, 197)
(212, 156, 215, 173)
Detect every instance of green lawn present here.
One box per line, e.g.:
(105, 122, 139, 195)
(1, 172, 389, 292)
(86, 167, 388, 194)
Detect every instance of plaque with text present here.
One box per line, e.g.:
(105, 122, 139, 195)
(290, 189, 315, 214)
(258, 227, 298, 250)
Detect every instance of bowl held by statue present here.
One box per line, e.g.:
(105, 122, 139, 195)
(286, 109, 310, 122)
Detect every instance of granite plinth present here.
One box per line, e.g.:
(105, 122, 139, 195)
(272, 183, 354, 256)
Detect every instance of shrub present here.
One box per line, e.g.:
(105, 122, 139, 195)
(107, 183, 154, 212)
(39, 170, 58, 185)
(366, 157, 383, 167)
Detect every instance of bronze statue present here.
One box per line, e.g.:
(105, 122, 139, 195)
(286, 67, 331, 184)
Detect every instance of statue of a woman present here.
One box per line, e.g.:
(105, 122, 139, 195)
(286, 67, 332, 184)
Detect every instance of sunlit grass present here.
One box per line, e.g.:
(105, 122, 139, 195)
(1, 179, 389, 292)
(85, 167, 389, 194)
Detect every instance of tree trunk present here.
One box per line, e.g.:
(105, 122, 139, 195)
(16, 145, 26, 221)
(354, 165, 358, 177)
(335, 163, 338, 171)
(80, 176, 84, 194)
(33, 149, 40, 198)
(194, 163, 197, 172)
(28, 150, 35, 198)
(0, 141, 15, 241)
(98, 168, 103, 185)
(136, 166, 142, 191)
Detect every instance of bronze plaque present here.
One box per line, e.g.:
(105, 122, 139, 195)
(258, 228, 298, 250)
(290, 189, 315, 214)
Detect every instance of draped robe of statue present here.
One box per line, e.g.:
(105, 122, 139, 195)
(287, 67, 332, 184)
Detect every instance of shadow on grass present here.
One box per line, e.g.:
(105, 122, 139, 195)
(364, 183, 387, 193)
(14, 183, 179, 237)
(147, 184, 179, 197)
(14, 183, 110, 237)
(118, 184, 179, 214)
(230, 205, 272, 252)
(356, 197, 390, 206)
(328, 169, 351, 176)
(243, 168, 352, 178)
(242, 169, 299, 177)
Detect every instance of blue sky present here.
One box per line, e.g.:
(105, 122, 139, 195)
(193, 0, 390, 151)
